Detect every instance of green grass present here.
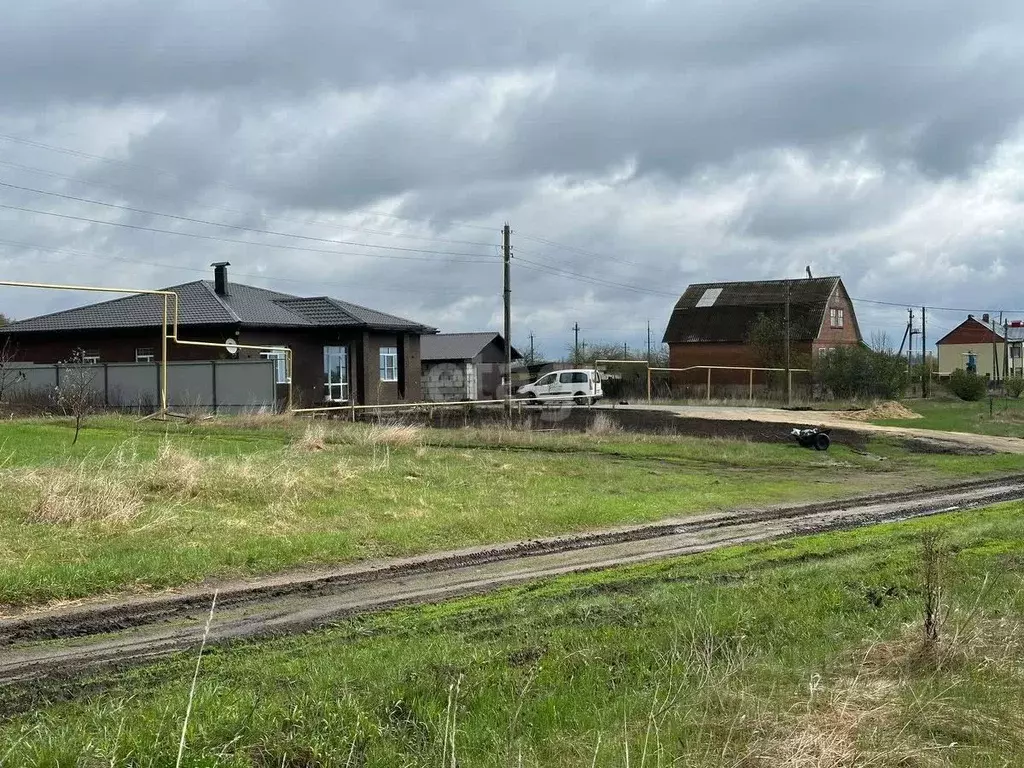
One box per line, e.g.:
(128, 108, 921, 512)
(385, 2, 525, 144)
(874, 396, 1024, 438)
(1, 415, 1021, 609)
(3, 504, 1023, 766)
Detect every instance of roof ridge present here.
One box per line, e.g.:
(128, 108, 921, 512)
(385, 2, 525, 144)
(197, 280, 242, 324)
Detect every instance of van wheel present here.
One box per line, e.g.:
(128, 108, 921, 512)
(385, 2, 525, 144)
(574, 393, 590, 406)
(523, 391, 539, 406)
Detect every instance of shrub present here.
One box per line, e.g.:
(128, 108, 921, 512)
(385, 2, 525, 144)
(814, 346, 909, 400)
(1006, 376, 1024, 399)
(947, 369, 988, 401)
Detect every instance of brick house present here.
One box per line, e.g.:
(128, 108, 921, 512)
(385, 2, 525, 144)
(0, 263, 436, 407)
(935, 314, 1006, 379)
(662, 276, 862, 385)
(420, 332, 522, 402)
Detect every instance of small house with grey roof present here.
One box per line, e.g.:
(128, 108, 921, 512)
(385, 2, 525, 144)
(0, 263, 437, 407)
(420, 332, 522, 402)
(662, 276, 862, 386)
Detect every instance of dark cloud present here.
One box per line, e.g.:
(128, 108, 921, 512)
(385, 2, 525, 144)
(0, 0, 1023, 355)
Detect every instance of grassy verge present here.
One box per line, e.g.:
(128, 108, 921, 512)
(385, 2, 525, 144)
(3, 504, 1022, 766)
(1, 416, 1021, 609)
(874, 397, 1024, 437)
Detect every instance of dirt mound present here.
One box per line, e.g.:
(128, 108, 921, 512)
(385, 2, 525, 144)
(839, 402, 922, 422)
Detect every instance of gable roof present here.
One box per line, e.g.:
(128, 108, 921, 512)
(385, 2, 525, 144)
(662, 276, 851, 344)
(420, 332, 523, 362)
(936, 316, 1004, 346)
(0, 280, 435, 334)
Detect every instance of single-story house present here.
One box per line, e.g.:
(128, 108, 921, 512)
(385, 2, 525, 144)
(936, 314, 1008, 379)
(420, 332, 522, 402)
(0, 262, 436, 408)
(662, 276, 862, 385)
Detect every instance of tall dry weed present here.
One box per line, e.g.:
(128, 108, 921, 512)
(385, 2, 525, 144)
(23, 463, 144, 525)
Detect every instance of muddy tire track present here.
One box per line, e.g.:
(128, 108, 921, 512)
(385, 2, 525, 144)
(1, 475, 1023, 695)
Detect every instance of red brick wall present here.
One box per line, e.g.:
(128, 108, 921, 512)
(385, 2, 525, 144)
(813, 283, 862, 351)
(667, 342, 814, 385)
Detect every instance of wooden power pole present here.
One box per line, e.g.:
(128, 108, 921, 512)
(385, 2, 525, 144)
(921, 306, 928, 398)
(573, 322, 580, 363)
(502, 223, 512, 415)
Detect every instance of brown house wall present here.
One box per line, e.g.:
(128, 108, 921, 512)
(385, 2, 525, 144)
(667, 342, 814, 385)
(812, 285, 861, 351)
(4, 325, 425, 409)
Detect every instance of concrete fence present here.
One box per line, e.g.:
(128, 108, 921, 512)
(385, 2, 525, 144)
(2, 360, 277, 414)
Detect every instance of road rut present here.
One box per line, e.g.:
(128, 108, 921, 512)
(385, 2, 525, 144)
(2, 476, 1023, 690)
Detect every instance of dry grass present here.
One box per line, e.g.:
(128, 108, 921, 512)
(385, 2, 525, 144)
(22, 462, 145, 525)
(293, 422, 328, 452)
(586, 412, 622, 435)
(324, 420, 424, 449)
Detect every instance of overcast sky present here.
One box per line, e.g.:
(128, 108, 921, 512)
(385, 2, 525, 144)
(1, 1, 1022, 357)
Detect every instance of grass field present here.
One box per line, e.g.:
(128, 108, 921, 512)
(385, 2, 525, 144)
(1, 415, 1021, 610)
(874, 396, 1024, 438)
(2, 503, 1022, 766)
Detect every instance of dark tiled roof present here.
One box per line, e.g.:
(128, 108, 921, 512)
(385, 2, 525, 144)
(663, 277, 842, 344)
(1, 279, 434, 334)
(420, 332, 522, 361)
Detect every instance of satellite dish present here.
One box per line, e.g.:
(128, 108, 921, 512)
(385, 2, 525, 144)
(225, 339, 239, 356)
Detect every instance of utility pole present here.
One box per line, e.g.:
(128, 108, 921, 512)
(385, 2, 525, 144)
(581, 340, 586, 363)
(623, 342, 628, 359)
(502, 223, 512, 416)
(573, 322, 581, 363)
(647, 320, 652, 364)
(908, 308, 914, 383)
(784, 281, 792, 406)
(528, 332, 535, 366)
(992, 316, 1000, 381)
(921, 306, 928, 398)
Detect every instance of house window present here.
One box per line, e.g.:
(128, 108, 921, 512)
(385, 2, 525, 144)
(830, 308, 845, 329)
(135, 347, 154, 363)
(261, 350, 290, 384)
(379, 346, 398, 382)
(81, 350, 100, 364)
(324, 346, 349, 402)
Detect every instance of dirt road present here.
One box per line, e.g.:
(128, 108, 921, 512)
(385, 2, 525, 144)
(606, 403, 1024, 453)
(2, 476, 1022, 699)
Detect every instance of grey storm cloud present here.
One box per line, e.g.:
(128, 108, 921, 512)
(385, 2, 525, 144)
(0, 0, 1023, 355)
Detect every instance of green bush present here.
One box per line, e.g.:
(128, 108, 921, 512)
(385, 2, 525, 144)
(814, 346, 909, 400)
(1006, 376, 1024, 399)
(947, 369, 988, 401)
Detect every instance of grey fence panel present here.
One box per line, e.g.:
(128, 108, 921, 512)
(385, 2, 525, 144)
(5, 364, 57, 394)
(167, 362, 215, 410)
(213, 361, 277, 414)
(2, 360, 277, 413)
(106, 364, 160, 410)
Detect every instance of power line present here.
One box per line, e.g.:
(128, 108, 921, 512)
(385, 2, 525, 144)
(0, 202, 494, 264)
(0, 159, 500, 248)
(0, 180, 497, 258)
(0, 131, 498, 233)
(516, 256, 678, 297)
(0, 239, 471, 298)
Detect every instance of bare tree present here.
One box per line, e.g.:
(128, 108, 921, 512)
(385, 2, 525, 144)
(870, 330, 894, 354)
(56, 349, 100, 445)
(0, 338, 24, 406)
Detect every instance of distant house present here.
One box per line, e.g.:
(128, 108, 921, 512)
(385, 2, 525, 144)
(0, 262, 436, 408)
(420, 332, 522, 402)
(662, 276, 862, 384)
(936, 314, 1009, 379)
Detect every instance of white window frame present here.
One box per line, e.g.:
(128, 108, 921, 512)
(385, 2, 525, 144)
(324, 346, 349, 402)
(261, 349, 290, 385)
(135, 347, 155, 363)
(379, 346, 398, 383)
(830, 308, 845, 329)
(81, 350, 100, 365)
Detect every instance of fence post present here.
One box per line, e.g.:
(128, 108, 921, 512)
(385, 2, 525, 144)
(749, 369, 753, 402)
(706, 368, 711, 401)
(211, 361, 218, 415)
(103, 363, 110, 409)
(788, 370, 793, 402)
(647, 367, 652, 404)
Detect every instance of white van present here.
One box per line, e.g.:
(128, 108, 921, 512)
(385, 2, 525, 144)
(517, 369, 603, 405)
